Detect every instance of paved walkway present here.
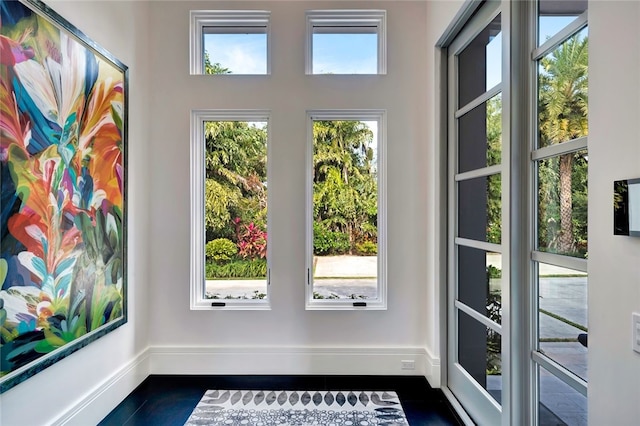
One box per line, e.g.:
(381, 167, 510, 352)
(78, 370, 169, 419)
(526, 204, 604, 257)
(205, 255, 378, 299)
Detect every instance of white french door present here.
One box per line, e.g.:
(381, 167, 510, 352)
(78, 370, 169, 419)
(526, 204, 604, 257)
(444, 1, 590, 425)
(446, 1, 505, 424)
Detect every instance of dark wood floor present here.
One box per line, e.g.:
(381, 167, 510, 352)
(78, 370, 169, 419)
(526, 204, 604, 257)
(99, 375, 464, 425)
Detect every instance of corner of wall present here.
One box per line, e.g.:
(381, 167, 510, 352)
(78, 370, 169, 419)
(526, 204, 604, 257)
(52, 349, 150, 426)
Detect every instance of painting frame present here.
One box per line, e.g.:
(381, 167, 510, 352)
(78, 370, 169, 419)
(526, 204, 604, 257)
(0, 0, 128, 393)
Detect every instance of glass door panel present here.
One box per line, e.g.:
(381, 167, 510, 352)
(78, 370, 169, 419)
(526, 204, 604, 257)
(447, 2, 503, 424)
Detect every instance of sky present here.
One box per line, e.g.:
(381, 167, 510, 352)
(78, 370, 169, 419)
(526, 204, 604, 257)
(484, 15, 581, 92)
(204, 33, 268, 74)
(204, 32, 378, 75)
(203, 15, 586, 85)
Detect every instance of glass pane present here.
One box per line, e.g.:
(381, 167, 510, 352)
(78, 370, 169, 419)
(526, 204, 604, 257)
(538, 0, 587, 46)
(312, 120, 378, 300)
(539, 365, 587, 426)
(538, 263, 587, 381)
(537, 28, 588, 148)
(204, 32, 268, 74)
(537, 151, 587, 257)
(458, 246, 502, 324)
(458, 310, 502, 403)
(458, 93, 502, 173)
(458, 174, 501, 244)
(313, 32, 377, 74)
(458, 13, 501, 106)
(204, 121, 268, 299)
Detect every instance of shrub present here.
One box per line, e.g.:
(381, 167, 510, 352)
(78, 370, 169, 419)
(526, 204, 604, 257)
(313, 222, 350, 255)
(487, 265, 502, 279)
(205, 259, 267, 279)
(237, 221, 267, 259)
(206, 238, 237, 262)
(355, 240, 377, 255)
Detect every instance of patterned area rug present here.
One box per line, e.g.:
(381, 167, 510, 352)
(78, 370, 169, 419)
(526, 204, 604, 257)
(185, 390, 409, 425)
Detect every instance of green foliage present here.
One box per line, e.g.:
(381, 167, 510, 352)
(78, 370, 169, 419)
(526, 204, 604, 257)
(487, 265, 502, 279)
(537, 33, 589, 255)
(485, 95, 503, 245)
(355, 240, 377, 255)
(204, 52, 231, 74)
(205, 259, 267, 279)
(204, 121, 267, 242)
(205, 238, 238, 262)
(313, 120, 378, 253)
(486, 290, 502, 375)
(313, 222, 351, 255)
(205, 179, 240, 235)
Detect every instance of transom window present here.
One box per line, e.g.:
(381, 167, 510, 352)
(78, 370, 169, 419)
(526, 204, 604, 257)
(305, 10, 387, 75)
(190, 11, 270, 75)
(306, 111, 386, 310)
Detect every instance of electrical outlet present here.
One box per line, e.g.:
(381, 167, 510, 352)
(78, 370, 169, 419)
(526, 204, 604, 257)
(401, 360, 415, 370)
(633, 313, 640, 354)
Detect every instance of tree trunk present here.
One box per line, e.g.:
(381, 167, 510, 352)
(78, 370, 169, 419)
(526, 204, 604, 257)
(558, 153, 574, 253)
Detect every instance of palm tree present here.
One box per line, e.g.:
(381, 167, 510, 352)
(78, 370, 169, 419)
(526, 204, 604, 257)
(313, 121, 376, 252)
(538, 33, 588, 254)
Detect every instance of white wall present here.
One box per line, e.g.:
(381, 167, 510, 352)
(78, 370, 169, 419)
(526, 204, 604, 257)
(5, 0, 639, 423)
(0, 1, 151, 425)
(588, 1, 640, 424)
(147, 0, 431, 373)
(424, 0, 466, 387)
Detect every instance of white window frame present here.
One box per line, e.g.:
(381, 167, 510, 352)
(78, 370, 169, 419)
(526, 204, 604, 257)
(305, 110, 387, 310)
(189, 10, 271, 75)
(530, 8, 589, 407)
(305, 10, 387, 75)
(190, 110, 271, 310)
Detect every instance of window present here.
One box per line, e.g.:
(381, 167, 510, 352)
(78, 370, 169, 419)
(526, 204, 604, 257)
(190, 11, 270, 75)
(306, 111, 386, 310)
(532, 5, 588, 424)
(538, 0, 587, 46)
(305, 10, 387, 75)
(190, 110, 270, 310)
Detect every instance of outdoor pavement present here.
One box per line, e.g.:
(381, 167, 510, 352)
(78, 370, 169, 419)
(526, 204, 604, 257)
(205, 255, 378, 299)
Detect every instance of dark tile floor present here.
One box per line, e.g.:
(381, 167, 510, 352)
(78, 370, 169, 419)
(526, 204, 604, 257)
(99, 375, 464, 425)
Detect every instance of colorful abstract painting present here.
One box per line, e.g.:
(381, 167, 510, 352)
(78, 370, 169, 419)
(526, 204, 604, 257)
(0, 0, 127, 392)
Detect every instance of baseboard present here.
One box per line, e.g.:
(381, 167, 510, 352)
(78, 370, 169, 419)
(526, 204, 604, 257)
(424, 347, 441, 388)
(149, 346, 429, 376)
(441, 386, 475, 426)
(52, 348, 150, 426)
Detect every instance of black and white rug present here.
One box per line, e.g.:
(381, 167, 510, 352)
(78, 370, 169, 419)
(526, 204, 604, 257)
(185, 390, 409, 425)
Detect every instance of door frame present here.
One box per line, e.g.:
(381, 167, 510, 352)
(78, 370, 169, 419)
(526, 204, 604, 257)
(436, 1, 534, 424)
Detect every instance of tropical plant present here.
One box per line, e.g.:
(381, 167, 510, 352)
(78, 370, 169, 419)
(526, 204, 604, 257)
(204, 52, 231, 75)
(204, 121, 267, 241)
(205, 259, 267, 279)
(486, 96, 502, 245)
(313, 222, 350, 255)
(236, 221, 267, 259)
(313, 120, 378, 253)
(538, 33, 588, 254)
(355, 240, 377, 255)
(206, 238, 238, 262)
